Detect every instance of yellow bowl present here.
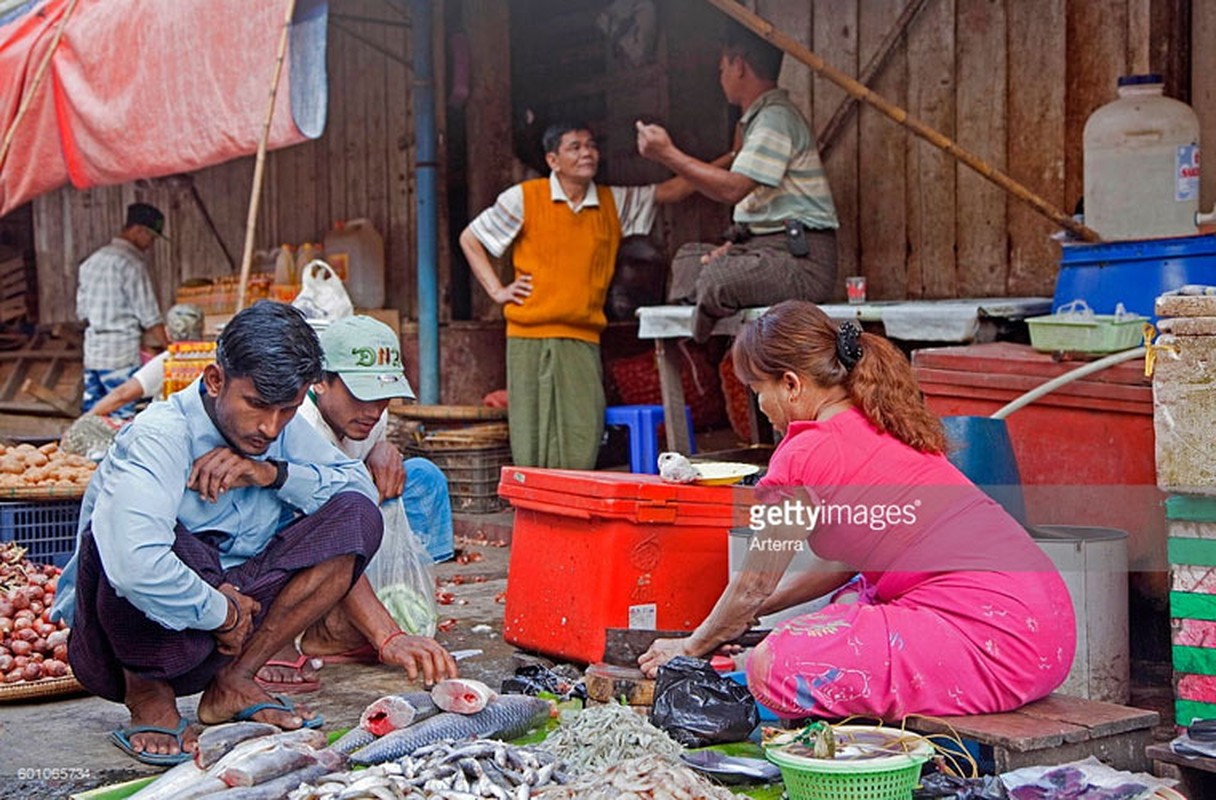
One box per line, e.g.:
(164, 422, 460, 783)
(693, 462, 760, 486)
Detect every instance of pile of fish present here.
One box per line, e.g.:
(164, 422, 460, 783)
(329, 679, 553, 766)
(537, 702, 683, 776)
(533, 753, 748, 800)
(290, 739, 568, 799)
(128, 723, 342, 800)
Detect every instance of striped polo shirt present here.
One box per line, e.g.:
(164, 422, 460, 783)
(731, 88, 838, 233)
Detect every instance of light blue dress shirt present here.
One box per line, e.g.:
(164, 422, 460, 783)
(52, 380, 377, 631)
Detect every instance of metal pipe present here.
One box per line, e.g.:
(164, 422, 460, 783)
(410, 0, 440, 404)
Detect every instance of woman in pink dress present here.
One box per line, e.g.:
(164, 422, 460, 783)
(639, 300, 1075, 720)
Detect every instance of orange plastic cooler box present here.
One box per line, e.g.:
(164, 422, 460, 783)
(498, 467, 747, 664)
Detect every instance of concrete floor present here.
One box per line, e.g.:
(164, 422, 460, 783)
(0, 534, 526, 799)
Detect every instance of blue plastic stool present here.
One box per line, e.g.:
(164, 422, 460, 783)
(604, 404, 696, 474)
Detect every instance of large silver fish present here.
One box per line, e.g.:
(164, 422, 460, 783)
(193, 761, 333, 799)
(217, 741, 322, 787)
(126, 759, 225, 800)
(196, 722, 281, 769)
(349, 695, 552, 765)
(328, 690, 442, 755)
(131, 728, 331, 800)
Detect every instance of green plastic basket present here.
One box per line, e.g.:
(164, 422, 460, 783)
(1026, 300, 1145, 354)
(765, 726, 932, 800)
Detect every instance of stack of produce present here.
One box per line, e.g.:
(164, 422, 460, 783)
(0, 443, 96, 489)
(0, 542, 71, 685)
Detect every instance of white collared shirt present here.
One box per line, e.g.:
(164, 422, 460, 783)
(468, 173, 658, 258)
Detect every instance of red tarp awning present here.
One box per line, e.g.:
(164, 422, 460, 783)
(0, 0, 327, 216)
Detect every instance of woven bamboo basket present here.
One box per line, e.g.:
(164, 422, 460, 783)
(0, 673, 85, 703)
(0, 485, 86, 501)
(388, 403, 508, 423)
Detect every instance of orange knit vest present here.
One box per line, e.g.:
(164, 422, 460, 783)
(506, 179, 620, 342)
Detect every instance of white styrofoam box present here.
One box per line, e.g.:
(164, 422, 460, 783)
(1153, 333, 1216, 494)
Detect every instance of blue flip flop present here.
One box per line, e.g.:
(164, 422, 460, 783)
(232, 693, 324, 729)
(108, 717, 193, 766)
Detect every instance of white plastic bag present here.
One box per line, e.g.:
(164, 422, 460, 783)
(364, 498, 439, 637)
(292, 259, 354, 322)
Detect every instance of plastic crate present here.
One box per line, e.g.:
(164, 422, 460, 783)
(1026, 300, 1145, 353)
(0, 500, 80, 567)
(403, 441, 511, 514)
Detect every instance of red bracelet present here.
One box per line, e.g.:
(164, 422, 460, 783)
(378, 630, 407, 661)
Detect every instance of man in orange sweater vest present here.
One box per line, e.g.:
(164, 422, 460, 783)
(459, 123, 712, 469)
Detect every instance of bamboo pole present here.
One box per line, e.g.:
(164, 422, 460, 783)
(704, 0, 1100, 242)
(818, 0, 930, 159)
(236, 0, 298, 312)
(0, 0, 82, 174)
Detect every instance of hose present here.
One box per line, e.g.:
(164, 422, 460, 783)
(989, 346, 1147, 420)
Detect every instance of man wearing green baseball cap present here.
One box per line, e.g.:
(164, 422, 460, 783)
(254, 315, 456, 692)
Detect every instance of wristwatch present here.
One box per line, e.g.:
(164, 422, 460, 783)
(268, 459, 289, 490)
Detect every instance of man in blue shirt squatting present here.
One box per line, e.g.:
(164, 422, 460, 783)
(51, 302, 458, 765)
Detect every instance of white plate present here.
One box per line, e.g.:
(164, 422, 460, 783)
(693, 462, 761, 486)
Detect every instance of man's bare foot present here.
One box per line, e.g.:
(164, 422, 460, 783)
(253, 644, 323, 689)
(297, 615, 370, 660)
(198, 666, 318, 729)
(121, 671, 198, 757)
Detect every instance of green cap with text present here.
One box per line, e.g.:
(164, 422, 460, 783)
(318, 315, 415, 402)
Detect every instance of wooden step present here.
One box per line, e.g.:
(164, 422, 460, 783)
(1147, 741, 1216, 798)
(905, 693, 1159, 773)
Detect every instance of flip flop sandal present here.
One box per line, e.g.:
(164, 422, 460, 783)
(232, 694, 324, 729)
(108, 717, 194, 766)
(253, 651, 322, 694)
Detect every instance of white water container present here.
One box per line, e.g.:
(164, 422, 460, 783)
(324, 219, 385, 309)
(1084, 74, 1200, 240)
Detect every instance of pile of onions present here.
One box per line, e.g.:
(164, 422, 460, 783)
(0, 543, 70, 683)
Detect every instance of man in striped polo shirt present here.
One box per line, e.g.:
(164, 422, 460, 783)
(637, 22, 839, 343)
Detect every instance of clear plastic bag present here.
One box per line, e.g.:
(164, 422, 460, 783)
(292, 259, 354, 322)
(364, 498, 439, 637)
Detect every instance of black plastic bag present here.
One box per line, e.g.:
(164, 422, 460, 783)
(649, 656, 759, 747)
(501, 664, 588, 703)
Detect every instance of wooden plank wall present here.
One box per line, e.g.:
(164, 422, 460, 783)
(741, 0, 1185, 300)
(32, 0, 420, 326)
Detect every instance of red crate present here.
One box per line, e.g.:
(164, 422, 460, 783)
(498, 467, 749, 664)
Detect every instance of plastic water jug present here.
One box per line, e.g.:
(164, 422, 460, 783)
(324, 219, 385, 309)
(1083, 74, 1200, 240)
(271, 243, 299, 302)
(295, 242, 322, 281)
